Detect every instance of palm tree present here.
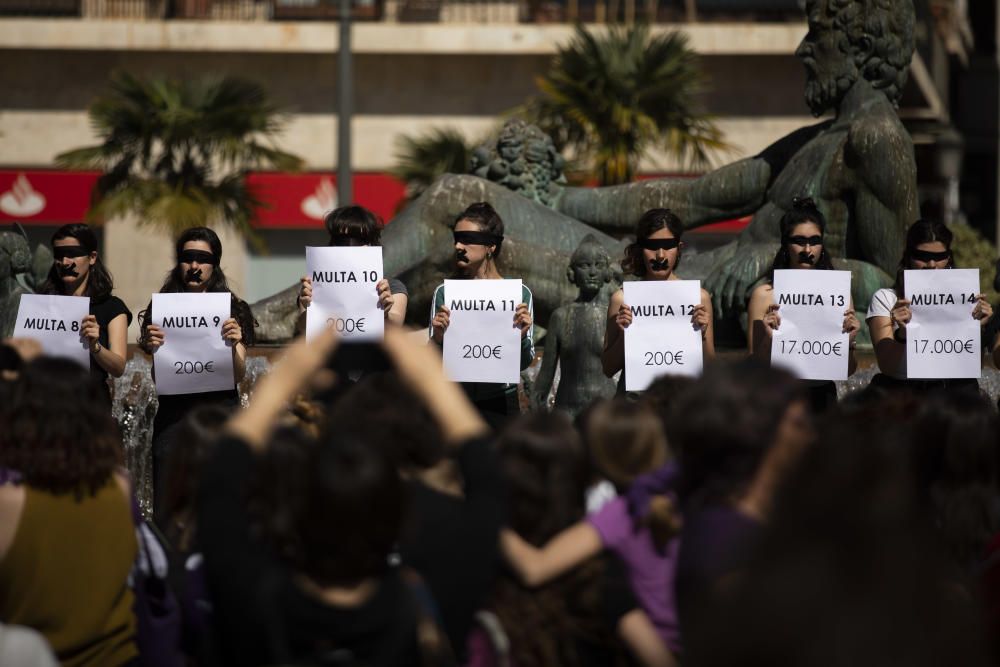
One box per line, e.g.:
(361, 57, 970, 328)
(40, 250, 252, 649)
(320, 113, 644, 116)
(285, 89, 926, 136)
(56, 71, 303, 246)
(390, 127, 473, 202)
(523, 24, 728, 186)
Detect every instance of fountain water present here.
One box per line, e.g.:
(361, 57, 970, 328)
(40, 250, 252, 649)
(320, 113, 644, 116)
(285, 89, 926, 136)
(111, 354, 272, 516)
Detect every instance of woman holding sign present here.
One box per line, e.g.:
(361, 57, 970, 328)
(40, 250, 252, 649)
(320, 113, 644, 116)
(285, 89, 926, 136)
(38, 223, 131, 402)
(296, 205, 408, 327)
(602, 208, 714, 395)
(747, 199, 860, 412)
(429, 202, 534, 428)
(138, 227, 257, 515)
(866, 218, 991, 394)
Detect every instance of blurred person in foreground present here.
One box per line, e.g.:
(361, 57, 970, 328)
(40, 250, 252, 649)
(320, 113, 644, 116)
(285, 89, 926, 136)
(0, 358, 138, 666)
(197, 325, 494, 665)
(686, 398, 992, 667)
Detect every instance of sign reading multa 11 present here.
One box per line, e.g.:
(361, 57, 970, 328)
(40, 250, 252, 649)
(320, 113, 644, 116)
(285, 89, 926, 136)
(443, 279, 522, 383)
(306, 246, 385, 342)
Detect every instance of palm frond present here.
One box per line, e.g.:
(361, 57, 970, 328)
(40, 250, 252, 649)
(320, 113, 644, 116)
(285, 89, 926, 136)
(390, 127, 472, 199)
(523, 23, 730, 185)
(59, 71, 302, 243)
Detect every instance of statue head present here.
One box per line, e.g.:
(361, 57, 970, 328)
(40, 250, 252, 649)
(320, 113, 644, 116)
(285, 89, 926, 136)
(567, 234, 612, 299)
(796, 0, 915, 116)
(470, 119, 566, 207)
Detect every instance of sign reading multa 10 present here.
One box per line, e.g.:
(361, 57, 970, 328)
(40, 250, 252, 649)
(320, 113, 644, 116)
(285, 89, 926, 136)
(306, 246, 385, 342)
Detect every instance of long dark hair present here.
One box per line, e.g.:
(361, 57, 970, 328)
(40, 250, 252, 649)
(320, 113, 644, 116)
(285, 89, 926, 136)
(492, 413, 616, 667)
(0, 358, 122, 499)
(621, 208, 684, 277)
(138, 227, 256, 347)
(768, 197, 834, 281)
(39, 223, 115, 300)
(893, 219, 954, 295)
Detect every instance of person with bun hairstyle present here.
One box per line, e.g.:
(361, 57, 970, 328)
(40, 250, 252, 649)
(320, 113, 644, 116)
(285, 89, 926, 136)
(866, 218, 992, 395)
(296, 205, 408, 329)
(746, 198, 860, 412)
(602, 209, 713, 395)
(429, 202, 534, 428)
(138, 226, 257, 516)
(38, 223, 131, 402)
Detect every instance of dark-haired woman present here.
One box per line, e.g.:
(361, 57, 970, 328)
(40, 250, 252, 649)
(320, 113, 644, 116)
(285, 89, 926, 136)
(429, 202, 534, 428)
(0, 358, 138, 666)
(866, 218, 991, 395)
(138, 227, 256, 517)
(602, 209, 714, 395)
(39, 223, 131, 403)
(296, 205, 408, 328)
(747, 199, 859, 413)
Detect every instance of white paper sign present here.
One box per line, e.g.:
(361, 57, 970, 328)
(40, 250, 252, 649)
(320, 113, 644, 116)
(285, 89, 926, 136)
(152, 292, 235, 395)
(442, 279, 522, 383)
(905, 268, 981, 379)
(770, 269, 851, 381)
(624, 280, 703, 391)
(13, 294, 91, 368)
(305, 246, 385, 342)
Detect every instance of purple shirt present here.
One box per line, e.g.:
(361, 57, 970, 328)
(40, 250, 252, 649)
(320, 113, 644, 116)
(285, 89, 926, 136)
(587, 496, 681, 653)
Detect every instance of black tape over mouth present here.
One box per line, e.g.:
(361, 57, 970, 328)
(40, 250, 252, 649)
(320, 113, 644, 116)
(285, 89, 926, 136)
(455, 250, 469, 263)
(57, 264, 80, 277)
(649, 259, 671, 271)
(185, 268, 204, 283)
(797, 251, 816, 265)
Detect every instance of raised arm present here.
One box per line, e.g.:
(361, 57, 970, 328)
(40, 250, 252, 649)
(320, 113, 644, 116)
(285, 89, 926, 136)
(500, 521, 604, 587)
(602, 289, 627, 378)
(746, 284, 775, 361)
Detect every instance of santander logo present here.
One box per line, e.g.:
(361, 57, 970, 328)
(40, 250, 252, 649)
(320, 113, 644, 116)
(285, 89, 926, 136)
(0, 173, 46, 217)
(300, 177, 337, 221)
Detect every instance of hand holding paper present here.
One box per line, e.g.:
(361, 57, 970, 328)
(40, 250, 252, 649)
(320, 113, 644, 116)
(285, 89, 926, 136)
(623, 280, 703, 391)
(904, 268, 980, 379)
(770, 270, 852, 381)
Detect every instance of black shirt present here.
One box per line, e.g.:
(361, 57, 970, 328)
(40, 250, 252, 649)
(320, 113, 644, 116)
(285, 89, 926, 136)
(89, 295, 132, 394)
(197, 435, 427, 667)
(399, 436, 504, 659)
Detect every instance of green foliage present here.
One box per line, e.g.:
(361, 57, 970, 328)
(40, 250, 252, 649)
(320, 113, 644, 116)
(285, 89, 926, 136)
(522, 24, 729, 186)
(951, 223, 1000, 303)
(391, 127, 473, 201)
(56, 71, 304, 248)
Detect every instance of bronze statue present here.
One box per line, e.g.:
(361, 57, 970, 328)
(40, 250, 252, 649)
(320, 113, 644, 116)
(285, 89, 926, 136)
(0, 229, 39, 337)
(531, 235, 618, 415)
(554, 0, 918, 324)
(251, 0, 918, 343)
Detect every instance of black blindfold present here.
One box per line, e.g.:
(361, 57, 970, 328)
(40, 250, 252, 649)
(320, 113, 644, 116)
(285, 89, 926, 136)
(454, 231, 502, 247)
(911, 248, 951, 262)
(786, 235, 823, 246)
(638, 238, 680, 251)
(53, 246, 91, 260)
(178, 249, 217, 265)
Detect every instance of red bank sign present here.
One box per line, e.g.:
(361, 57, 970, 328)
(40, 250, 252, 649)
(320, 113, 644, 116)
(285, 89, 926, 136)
(0, 169, 748, 233)
(0, 170, 407, 228)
